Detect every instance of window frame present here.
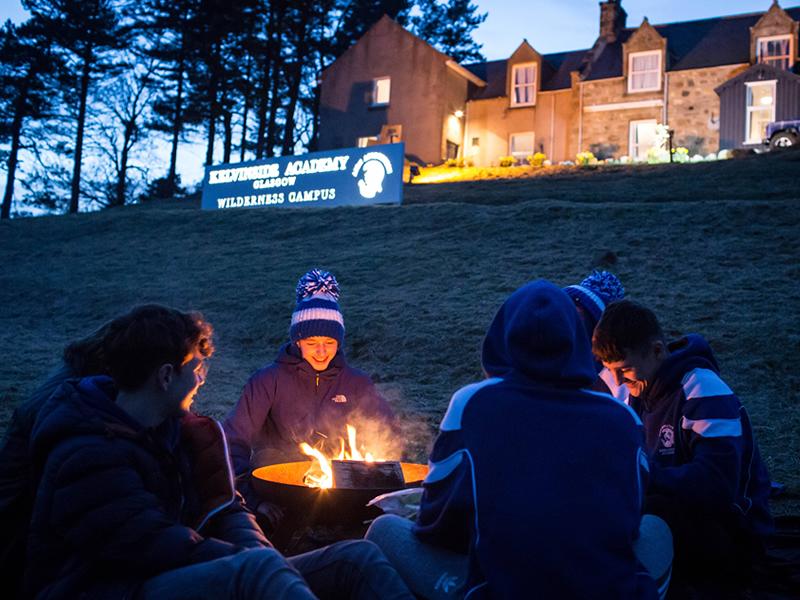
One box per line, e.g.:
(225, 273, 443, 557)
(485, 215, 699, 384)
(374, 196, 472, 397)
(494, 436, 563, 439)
(509, 131, 535, 160)
(756, 34, 793, 70)
(744, 80, 777, 145)
(627, 50, 662, 94)
(356, 136, 378, 148)
(371, 76, 391, 107)
(628, 119, 658, 161)
(510, 62, 538, 107)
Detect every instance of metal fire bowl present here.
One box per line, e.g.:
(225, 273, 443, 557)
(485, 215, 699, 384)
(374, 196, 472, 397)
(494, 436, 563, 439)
(252, 461, 428, 525)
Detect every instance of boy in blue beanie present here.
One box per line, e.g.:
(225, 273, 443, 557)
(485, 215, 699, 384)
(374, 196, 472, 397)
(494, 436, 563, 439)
(224, 269, 395, 520)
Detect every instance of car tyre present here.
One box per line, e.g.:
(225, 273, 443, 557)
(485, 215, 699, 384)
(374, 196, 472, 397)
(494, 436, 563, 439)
(769, 131, 797, 150)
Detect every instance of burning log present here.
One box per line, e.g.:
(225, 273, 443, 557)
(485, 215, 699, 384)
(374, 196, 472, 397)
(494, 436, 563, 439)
(331, 460, 404, 490)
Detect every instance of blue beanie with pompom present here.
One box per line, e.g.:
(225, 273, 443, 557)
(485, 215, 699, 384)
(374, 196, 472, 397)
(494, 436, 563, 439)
(564, 271, 625, 328)
(289, 269, 345, 344)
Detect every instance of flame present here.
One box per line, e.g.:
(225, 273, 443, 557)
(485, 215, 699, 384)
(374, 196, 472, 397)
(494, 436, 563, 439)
(300, 424, 381, 488)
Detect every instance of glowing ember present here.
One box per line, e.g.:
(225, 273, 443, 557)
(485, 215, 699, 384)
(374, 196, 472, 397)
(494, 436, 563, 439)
(300, 424, 382, 488)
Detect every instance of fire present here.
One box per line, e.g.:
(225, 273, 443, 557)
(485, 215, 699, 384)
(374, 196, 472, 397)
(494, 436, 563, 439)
(300, 424, 381, 488)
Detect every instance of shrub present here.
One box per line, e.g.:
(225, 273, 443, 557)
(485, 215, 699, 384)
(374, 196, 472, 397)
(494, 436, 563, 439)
(498, 155, 515, 167)
(527, 152, 547, 167)
(444, 158, 467, 168)
(672, 147, 690, 163)
(717, 149, 733, 160)
(576, 151, 597, 166)
(646, 147, 669, 164)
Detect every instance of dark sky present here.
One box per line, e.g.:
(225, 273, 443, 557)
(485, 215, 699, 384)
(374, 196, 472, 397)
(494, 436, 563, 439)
(1, 0, 791, 59)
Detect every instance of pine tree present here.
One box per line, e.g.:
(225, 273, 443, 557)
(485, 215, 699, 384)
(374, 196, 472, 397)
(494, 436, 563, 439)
(0, 19, 62, 219)
(23, 0, 130, 213)
(411, 0, 486, 63)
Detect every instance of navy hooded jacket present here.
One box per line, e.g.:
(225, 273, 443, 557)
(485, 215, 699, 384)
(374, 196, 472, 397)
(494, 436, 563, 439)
(415, 281, 657, 599)
(26, 376, 268, 600)
(630, 334, 772, 542)
(223, 343, 394, 503)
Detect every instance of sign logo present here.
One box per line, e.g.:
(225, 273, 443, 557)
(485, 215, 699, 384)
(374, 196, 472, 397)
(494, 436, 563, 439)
(201, 143, 404, 210)
(352, 152, 393, 199)
(658, 424, 675, 449)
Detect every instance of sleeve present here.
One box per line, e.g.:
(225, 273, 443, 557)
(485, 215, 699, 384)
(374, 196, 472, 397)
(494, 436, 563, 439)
(413, 385, 479, 554)
(648, 368, 744, 511)
(44, 441, 239, 575)
(222, 370, 274, 480)
(206, 495, 272, 550)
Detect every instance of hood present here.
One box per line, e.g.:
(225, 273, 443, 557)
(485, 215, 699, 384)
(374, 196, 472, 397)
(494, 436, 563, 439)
(274, 341, 346, 376)
(642, 334, 719, 404)
(481, 280, 596, 387)
(30, 375, 178, 467)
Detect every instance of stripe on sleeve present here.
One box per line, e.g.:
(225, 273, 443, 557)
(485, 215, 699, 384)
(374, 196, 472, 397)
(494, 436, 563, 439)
(425, 450, 465, 485)
(440, 378, 502, 432)
(682, 368, 733, 400)
(681, 416, 742, 438)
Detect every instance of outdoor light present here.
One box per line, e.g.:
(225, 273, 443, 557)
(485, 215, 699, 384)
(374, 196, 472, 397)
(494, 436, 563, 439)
(454, 109, 464, 118)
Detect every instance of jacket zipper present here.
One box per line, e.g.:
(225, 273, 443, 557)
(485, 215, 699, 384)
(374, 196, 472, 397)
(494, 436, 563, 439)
(315, 373, 319, 389)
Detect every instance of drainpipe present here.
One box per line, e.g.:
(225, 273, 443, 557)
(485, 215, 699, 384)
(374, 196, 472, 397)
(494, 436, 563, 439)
(578, 82, 584, 153)
(463, 102, 470, 162)
(550, 94, 556, 159)
(663, 71, 669, 125)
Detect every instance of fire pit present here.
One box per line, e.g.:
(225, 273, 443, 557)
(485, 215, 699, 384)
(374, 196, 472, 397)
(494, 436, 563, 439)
(252, 461, 428, 524)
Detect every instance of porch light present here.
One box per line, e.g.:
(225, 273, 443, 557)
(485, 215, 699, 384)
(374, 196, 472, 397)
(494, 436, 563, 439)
(454, 109, 464, 118)
(760, 96, 773, 106)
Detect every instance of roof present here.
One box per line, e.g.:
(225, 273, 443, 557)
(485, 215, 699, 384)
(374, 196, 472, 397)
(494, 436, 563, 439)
(463, 5, 800, 97)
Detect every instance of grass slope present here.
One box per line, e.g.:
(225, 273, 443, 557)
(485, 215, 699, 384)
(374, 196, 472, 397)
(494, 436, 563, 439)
(2, 150, 799, 515)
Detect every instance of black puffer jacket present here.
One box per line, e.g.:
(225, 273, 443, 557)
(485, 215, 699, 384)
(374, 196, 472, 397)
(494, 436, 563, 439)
(26, 376, 268, 600)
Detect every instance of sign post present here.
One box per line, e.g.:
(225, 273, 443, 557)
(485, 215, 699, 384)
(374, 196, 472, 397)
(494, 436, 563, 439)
(201, 143, 404, 211)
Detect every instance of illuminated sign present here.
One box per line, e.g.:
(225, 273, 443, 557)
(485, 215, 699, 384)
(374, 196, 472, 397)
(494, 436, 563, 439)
(201, 143, 404, 210)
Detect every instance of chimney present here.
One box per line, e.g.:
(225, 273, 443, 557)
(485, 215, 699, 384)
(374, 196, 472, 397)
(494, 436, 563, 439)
(599, 0, 627, 42)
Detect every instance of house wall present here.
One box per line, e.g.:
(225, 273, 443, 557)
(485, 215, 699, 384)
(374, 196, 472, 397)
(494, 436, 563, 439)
(666, 65, 746, 155)
(465, 90, 573, 165)
(318, 18, 469, 165)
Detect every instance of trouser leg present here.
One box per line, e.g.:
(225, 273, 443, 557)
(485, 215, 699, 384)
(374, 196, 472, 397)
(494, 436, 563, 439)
(634, 514, 673, 600)
(288, 538, 414, 600)
(365, 514, 468, 600)
(136, 548, 317, 600)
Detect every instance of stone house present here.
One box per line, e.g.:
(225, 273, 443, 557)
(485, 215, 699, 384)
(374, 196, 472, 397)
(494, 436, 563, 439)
(318, 1, 800, 165)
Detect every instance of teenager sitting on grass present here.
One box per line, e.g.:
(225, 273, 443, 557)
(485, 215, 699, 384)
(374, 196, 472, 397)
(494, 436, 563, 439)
(224, 269, 395, 524)
(25, 304, 413, 600)
(367, 280, 672, 599)
(0, 316, 116, 597)
(592, 300, 773, 589)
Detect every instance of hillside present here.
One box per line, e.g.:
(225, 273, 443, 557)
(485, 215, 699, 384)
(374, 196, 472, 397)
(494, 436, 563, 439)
(2, 149, 799, 515)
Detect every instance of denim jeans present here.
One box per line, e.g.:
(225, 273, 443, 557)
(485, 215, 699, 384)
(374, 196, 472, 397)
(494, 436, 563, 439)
(366, 514, 673, 600)
(136, 540, 413, 600)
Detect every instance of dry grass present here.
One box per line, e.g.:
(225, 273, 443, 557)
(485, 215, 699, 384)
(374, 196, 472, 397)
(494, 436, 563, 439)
(1, 149, 798, 515)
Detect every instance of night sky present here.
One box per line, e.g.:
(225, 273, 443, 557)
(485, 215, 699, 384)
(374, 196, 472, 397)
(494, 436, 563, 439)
(2, 0, 792, 60)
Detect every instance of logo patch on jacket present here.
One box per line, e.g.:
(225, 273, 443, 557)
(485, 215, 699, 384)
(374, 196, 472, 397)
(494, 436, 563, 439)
(658, 424, 675, 455)
(332, 394, 347, 403)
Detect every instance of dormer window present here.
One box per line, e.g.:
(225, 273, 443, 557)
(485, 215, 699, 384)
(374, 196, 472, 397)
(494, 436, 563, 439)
(628, 50, 661, 93)
(511, 63, 537, 107)
(371, 77, 391, 106)
(757, 35, 792, 70)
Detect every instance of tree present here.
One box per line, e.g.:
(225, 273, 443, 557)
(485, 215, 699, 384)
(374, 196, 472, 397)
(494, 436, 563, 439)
(87, 57, 156, 207)
(23, 0, 129, 214)
(0, 19, 61, 219)
(411, 0, 486, 63)
(138, 0, 201, 196)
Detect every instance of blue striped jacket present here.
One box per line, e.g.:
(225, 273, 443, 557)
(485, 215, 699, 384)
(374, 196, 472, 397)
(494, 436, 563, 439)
(631, 334, 772, 540)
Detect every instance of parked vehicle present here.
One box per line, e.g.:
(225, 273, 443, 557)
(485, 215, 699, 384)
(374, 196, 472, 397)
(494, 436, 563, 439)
(765, 120, 799, 150)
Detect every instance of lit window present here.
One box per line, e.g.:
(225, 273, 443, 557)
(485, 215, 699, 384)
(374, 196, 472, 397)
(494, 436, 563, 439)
(745, 81, 776, 144)
(757, 36, 792, 70)
(357, 136, 378, 148)
(372, 77, 390, 106)
(629, 120, 657, 161)
(511, 63, 537, 106)
(509, 131, 535, 159)
(628, 51, 661, 93)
